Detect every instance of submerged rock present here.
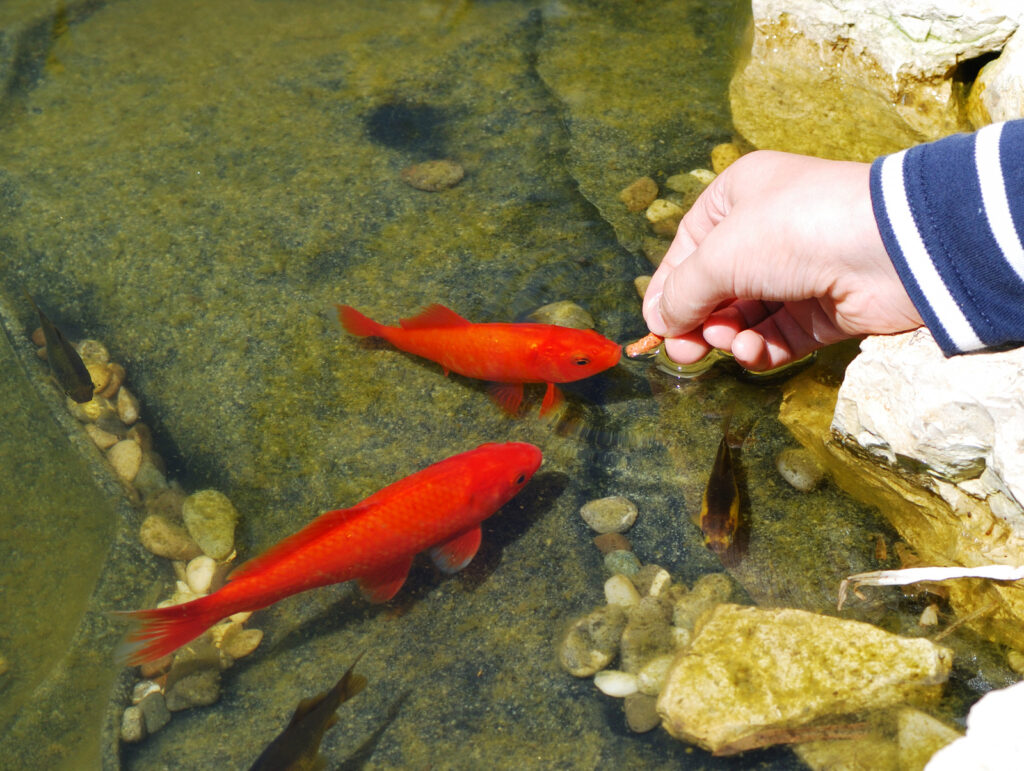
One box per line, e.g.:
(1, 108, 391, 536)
(657, 604, 952, 755)
(558, 605, 627, 678)
(794, 329, 1024, 649)
(527, 300, 594, 330)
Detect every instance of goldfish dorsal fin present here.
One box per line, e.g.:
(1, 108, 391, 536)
(357, 557, 413, 603)
(228, 503, 375, 583)
(429, 525, 482, 574)
(399, 304, 470, 330)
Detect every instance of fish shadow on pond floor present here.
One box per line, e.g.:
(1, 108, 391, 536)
(257, 471, 569, 658)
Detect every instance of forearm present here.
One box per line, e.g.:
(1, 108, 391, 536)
(870, 120, 1024, 355)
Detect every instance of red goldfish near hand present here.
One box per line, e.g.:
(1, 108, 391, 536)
(338, 304, 622, 415)
(116, 442, 542, 665)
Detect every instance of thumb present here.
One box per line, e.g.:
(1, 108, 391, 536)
(650, 221, 744, 336)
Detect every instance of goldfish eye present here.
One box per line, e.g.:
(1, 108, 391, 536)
(515, 473, 527, 484)
(574, 357, 591, 366)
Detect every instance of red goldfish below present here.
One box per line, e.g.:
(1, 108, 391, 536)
(116, 442, 542, 665)
(338, 304, 622, 415)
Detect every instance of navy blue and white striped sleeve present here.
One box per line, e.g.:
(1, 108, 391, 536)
(869, 120, 1024, 355)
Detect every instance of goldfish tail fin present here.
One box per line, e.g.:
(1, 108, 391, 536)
(111, 595, 224, 666)
(337, 305, 383, 338)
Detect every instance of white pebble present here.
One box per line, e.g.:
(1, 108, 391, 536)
(593, 669, 639, 698)
(645, 567, 672, 598)
(186, 555, 217, 595)
(131, 680, 162, 704)
(604, 574, 641, 607)
(919, 603, 939, 627)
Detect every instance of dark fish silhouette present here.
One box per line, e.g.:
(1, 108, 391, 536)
(698, 435, 740, 557)
(25, 291, 93, 403)
(249, 655, 367, 771)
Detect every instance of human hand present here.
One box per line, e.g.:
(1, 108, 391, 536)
(642, 150, 924, 371)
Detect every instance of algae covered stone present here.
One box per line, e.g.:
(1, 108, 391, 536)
(182, 490, 239, 560)
(657, 604, 952, 754)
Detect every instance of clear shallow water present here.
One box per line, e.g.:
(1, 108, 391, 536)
(0, 1, 1010, 768)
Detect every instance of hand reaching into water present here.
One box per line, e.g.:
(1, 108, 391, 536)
(641, 150, 924, 371)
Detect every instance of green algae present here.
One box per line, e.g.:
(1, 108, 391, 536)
(0, 1, 1009, 769)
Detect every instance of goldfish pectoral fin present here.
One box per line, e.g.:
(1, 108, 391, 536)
(429, 526, 483, 574)
(399, 304, 471, 329)
(357, 558, 413, 603)
(539, 383, 563, 416)
(488, 383, 523, 415)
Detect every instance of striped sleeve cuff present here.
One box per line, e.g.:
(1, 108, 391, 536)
(869, 121, 1024, 356)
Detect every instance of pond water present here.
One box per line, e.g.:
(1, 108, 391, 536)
(0, 1, 1012, 769)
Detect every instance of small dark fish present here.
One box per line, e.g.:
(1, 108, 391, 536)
(698, 434, 741, 562)
(250, 654, 368, 771)
(25, 291, 94, 403)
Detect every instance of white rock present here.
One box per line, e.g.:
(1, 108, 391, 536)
(755, 0, 1022, 81)
(185, 555, 217, 595)
(604, 574, 641, 607)
(593, 669, 639, 698)
(926, 679, 1024, 769)
(974, 26, 1024, 121)
(832, 329, 1024, 537)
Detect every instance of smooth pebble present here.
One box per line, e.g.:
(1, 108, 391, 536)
(594, 669, 638, 698)
(108, 439, 142, 483)
(120, 706, 146, 743)
(624, 693, 661, 733)
(117, 386, 140, 425)
(559, 605, 627, 677)
(603, 549, 641, 576)
(139, 514, 202, 561)
(775, 447, 826, 492)
(222, 628, 263, 659)
(139, 691, 171, 734)
(186, 555, 217, 595)
(400, 159, 464, 191)
(182, 490, 239, 560)
(605, 574, 641, 607)
(527, 300, 594, 330)
(580, 496, 638, 534)
(618, 176, 658, 212)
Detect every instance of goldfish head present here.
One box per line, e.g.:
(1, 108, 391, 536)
(467, 442, 543, 512)
(534, 328, 622, 383)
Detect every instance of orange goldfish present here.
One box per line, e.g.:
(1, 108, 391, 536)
(338, 304, 622, 415)
(116, 442, 542, 665)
